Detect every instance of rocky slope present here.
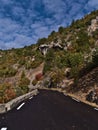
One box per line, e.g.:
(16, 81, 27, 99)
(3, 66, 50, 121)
(1, 10, 98, 104)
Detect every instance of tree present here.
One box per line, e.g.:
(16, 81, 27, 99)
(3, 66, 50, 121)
(65, 53, 84, 79)
(18, 72, 30, 94)
(0, 83, 16, 103)
(50, 69, 64, 87)
(76, 31, 90, 52)
(92, 48, 98, 66)
(71, 19, 75, 27)
(43, 49, 55, 73)
(76, 31, 90, 47)
(58, 26, 64, 34)
(50, 30, 56, 36)
(37, 38, 47, 45)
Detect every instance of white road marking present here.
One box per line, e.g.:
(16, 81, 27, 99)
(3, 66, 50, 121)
(1, 127, 7, 130)
(72, 97, 80, 102)
(29, 96, 33, 99)
(17, 102, 25, 110)
(94, 108, 98, 111)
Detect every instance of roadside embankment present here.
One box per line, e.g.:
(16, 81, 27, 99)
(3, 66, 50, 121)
(0, 89, 38, 114)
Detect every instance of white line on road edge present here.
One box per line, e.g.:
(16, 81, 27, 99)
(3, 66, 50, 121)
(72, 97, 80, 102)
(29, 96, 33, 99)
(17, 102, 25, 110)
(1, 127, 7, 130)
(94, 108, 98, 111)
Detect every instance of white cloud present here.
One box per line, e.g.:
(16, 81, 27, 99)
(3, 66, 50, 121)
(0, 0, 13, 5)
(12, 6, 25, 17)
(0, 17, 32, 49)
(0, 0, 98, 49)
(87, 0, 98, 7)
(43, 0, 66, 13)
(85, 0, 98, 11)
(0, 34, 34, 49)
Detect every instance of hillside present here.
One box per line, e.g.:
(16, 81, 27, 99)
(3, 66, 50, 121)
(1, 10, 98, 104)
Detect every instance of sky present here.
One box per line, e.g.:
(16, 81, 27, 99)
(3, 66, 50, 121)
(0, 0, 98, 50)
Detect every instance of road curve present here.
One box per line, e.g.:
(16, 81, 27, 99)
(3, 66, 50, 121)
(0, 90, 98, 130)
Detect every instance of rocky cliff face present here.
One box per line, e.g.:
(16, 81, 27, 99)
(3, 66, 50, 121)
(38, 40, 63, 55)
(77, 67, 98, 92)
(88, 16, 98, 35)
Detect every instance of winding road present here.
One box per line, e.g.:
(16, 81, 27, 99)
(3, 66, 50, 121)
(0, 90, 98, 130)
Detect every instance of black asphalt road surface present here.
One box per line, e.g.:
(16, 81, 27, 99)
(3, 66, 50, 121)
(0, 90, 98, 130)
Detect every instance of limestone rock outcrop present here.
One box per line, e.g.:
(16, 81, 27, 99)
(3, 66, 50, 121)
(88, 16, 98, 35)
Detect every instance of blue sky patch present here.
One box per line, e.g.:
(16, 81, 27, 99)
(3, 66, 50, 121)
(0, 0, 98, 49)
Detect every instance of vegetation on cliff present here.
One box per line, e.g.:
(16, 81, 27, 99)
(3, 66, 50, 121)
(1, 10, 98, 103)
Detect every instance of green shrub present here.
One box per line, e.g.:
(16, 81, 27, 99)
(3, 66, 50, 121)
(18, 72, 30, 94)
(92, 48, 98, 66)
(32, 79, 38, 86)
(0, 67, 17, 77)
